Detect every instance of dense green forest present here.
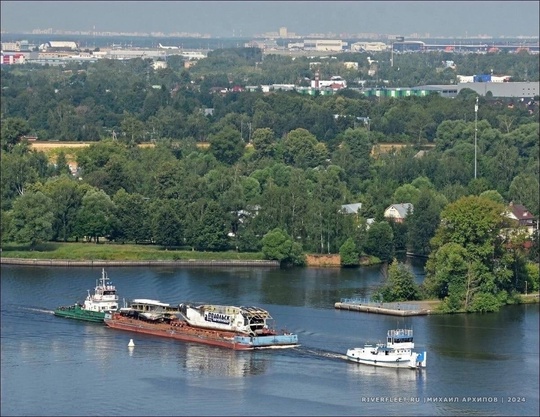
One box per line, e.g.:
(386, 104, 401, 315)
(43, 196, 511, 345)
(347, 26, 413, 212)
(1, 47, 539, 312)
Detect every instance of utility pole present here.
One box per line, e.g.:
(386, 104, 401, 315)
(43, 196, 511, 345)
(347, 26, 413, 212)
(474, 96, 478, 179)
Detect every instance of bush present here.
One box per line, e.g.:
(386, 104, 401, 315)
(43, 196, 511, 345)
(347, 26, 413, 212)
(468, 292, 502, 313)
(377, 259, 420, 302)
(339, 238, 359, 267)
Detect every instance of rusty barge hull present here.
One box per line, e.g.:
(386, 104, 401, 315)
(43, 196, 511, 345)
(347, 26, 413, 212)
(105, 317, 254, 350)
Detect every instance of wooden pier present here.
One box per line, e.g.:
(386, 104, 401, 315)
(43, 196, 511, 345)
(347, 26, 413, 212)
(335, 299, 431, 316)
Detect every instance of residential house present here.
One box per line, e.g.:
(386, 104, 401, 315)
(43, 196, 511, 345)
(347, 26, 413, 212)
(384, 203, 414, 223)
(505, 202, 537, 237)
(340, 203, 375, 229)
(340, 203, 362, 214)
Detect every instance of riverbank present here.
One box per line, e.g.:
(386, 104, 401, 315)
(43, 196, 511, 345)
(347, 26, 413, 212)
(0, 242, 267, 262)
(0, 257, 279, 267)
(0, 242, 382, 267)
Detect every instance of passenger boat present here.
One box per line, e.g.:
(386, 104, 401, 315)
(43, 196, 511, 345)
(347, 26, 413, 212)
(54, 269, 119, 323)
(104, 299, 299, 350)
(346, 329, 427, 369)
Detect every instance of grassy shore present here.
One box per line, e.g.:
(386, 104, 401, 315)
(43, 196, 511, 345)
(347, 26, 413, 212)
(0, 242, 265, 261)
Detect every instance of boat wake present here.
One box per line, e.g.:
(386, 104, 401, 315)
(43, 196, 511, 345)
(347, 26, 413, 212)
(296, 347, 349, 362)
(21, 307, 54, 315)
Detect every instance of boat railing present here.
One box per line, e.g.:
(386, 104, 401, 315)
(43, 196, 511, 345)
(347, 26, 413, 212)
(339, 298, 424, 312)
(388, 329, 413, 338)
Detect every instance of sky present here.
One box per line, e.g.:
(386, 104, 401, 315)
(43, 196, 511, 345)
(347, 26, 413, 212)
(1, 1, 539, 38)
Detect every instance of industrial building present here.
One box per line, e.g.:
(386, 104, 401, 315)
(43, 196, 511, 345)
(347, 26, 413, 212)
(392, 40, 425, 52)
(304, 39, 345, 52)
(457, 74, 511, 83)
(39, 41, 79, 51)
(453, 81, 539, 98)
(1, 40, 33, 51)
(350, 42, 388, 52)
(1, 53, 25, 65)
(411, 82, 539, 98)
(362, 88, 436, 98)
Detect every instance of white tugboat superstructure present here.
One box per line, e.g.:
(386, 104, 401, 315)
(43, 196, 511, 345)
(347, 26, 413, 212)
(346, 329, 427, 369)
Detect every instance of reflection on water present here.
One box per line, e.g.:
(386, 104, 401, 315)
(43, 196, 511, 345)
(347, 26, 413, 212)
(347, 362, 427, 386)
(178, 343, 268, 378)
(427, 306, 529, 361)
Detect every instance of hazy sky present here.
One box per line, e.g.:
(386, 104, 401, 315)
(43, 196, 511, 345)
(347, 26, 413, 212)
(1, 1, 539, 38)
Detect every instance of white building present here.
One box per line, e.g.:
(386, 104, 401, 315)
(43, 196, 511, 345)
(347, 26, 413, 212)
(351, 42, 388, 52)
(304, 39, 345, 52)
(153, 60, 167, 70)
(39, 41, 79, 51)
(311, 76, 347, 90)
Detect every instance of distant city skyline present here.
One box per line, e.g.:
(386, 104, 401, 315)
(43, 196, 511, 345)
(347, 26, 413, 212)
(1, 1, 539, 39)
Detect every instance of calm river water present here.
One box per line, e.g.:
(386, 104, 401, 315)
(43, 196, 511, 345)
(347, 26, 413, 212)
(1, 263, 538, 416)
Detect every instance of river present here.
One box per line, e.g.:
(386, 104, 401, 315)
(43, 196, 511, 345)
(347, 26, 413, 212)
(1, 264, 538, 416)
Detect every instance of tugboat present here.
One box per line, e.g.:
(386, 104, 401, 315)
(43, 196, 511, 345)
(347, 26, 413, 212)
(54, 269, 119, 323)
(346, 329, 427, 369)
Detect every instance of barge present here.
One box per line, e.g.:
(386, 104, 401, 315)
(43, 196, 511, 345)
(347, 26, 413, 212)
(104, 299, 298, 350)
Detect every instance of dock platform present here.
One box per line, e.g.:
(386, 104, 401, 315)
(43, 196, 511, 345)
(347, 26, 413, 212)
(335, 298, 431, 316)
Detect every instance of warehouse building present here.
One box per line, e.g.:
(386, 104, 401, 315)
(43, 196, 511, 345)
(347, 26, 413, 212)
(414, 82, 539, 98)
(350, 42, 388, 52)
(304, 39, 345, 52)
(39, 41, 79, 51)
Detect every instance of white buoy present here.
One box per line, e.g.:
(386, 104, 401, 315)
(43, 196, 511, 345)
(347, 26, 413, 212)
(128, 339, 135, 347)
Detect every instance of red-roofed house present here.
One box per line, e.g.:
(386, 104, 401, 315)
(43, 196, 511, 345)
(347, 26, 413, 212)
(505, 202, 537, 237)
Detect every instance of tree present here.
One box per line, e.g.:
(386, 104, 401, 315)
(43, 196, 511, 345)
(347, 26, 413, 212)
(508, 174, 539, 217)
(151, 199, 183, 248)
(339, 238, 359, 267)
(407, 188, 445, 256)
(10, 191, 54, 248)
(208, 125, 244, 165)
(120, 114, 146, 145)
(113, 189, 152, 243)
(282, 128, 326, 169)
(1, 147, 52, 210)
(479, 189, 504, 204)
(54, 151, 72, 176)
(262, 228, 305, 266)
(251, 127, 276, 160)
(191, 200, 230, 251)
(343, 128, 372, 170)
(364, 221, 394, 262)
(75, 189, 117, 243)
(36, 175, 90, 241)
(393, 184, 420, 205)
(424, 196, 512, 312)
(1, 210, 13, 245)
(1, 117, 30, 152)
(376, 259, 420, 302)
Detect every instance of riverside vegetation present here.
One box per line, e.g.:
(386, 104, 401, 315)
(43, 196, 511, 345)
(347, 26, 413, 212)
(1, 47, 538, 313)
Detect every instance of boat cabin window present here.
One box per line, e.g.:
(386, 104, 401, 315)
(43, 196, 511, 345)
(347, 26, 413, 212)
(393, 337, 413, 343)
